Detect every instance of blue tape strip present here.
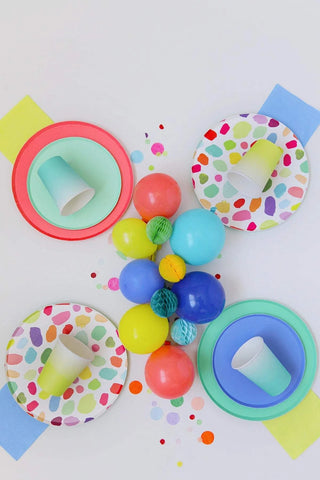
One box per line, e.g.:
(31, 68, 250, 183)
(259, 84, 320, 146)
(0, 384, 48, 460)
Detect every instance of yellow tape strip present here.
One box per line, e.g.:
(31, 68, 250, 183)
(263, 390, 320, 459)
(0, 95, 53, 164)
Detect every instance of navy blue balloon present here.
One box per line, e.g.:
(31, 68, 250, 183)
(119, 259, 164, 304)
(171, 271, 225, 324)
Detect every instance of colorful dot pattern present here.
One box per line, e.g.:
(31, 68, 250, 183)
(5, 303, 127, 427)
(192, 114, 309, 231)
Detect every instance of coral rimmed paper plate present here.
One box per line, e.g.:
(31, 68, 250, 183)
(5, 303, 128, 427)
(198, 300, 317, 421)
(12, 122, 134, 240)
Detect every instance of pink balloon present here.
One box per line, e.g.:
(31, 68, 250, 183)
(145, 345, 195, 399)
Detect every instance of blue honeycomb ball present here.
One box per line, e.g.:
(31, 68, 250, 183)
(170, 318, 197, 346)
(150, 288, 178, 318)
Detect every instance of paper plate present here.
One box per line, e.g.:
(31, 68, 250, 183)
(198, 300, 317, 421)
(192, 114, 309, 231)
(12, 121, 134, 240)
(5, 303, 128, 426)
(27, 137, 122, 230)
(213, 314, 306, 408)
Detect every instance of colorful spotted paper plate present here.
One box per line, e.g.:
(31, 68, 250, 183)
(5, 303, 127, 427)
(192, 114, 309, 231)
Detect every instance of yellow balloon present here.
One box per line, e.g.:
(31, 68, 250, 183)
(119, 304, 169, 354)
(112, 218, 157, 259)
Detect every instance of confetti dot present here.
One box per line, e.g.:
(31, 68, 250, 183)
(191, 397, 205, 410)
(159, 124, 164, 129)
(201, 431, 215, 445)
(177, 462, 183, 468)
(96, 284, 102, 289)
(151, 143, 165, 155)
(240, 141, 248, 149)
(189, 414, 195, 420)
(129, 381, 143, 395)
(108, 277, 119, 291)
(166, 412, 180, 425)
(197, 419, 202, 425)
(160, 439, 165, 445)
(149, 165, 155, 171)
(76, 385, 84, 394)
(130, 150, 144, 164)
(215, 274, 221, 280)
(150, 407, 163, 420)
(90, 272, 97, 278)
(92, 344, 100, 352)
(170, 397, 184, 407)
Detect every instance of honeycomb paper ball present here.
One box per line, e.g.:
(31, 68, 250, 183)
(150, 288, 178, 318)
(170, 318, 197, 345)
(159, 254, 186, 283)
(146, 216, 173, 245)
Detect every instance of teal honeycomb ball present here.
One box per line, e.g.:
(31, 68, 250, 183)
(170, 318, 197, 345)
(150, 288, 178, 318)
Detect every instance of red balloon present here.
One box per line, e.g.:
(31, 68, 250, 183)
(145, 345, 195, 399)
(133, 173, 181, 221)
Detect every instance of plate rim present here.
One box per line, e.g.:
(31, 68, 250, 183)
(197, 299, 317, 420)
(212, 313, 306, 408)
(12, 121, 134, 241)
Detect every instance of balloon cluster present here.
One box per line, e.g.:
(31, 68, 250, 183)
(112, 173, 226, 399)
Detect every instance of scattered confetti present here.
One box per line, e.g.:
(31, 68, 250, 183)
(107, 277, 119, 291)
(170, 397, 184, 407)
(191, 397, 205, 411)
(160, 438, 165, 445)
(215, 273, 221, 279)
(129, 381, 143, 395)
(130, 150, 144, 164)
(201, 431, 215, 445)
(166, 412, 180, 425)
(151, 142, 165, 156)
(150, 406, 163, 420)
(159, 124, 164, 130)
(177, 461, 183, 467)
(90, 272, 97, 279)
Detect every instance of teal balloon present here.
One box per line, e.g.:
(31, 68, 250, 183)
(170, 209, 225, 265)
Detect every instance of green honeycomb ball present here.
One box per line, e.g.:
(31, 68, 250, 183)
(146, 216, 173, 245)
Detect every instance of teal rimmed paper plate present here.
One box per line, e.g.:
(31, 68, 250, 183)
(197, 300, 317, 421)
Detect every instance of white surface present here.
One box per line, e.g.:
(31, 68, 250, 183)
(0, 1, 320, 479)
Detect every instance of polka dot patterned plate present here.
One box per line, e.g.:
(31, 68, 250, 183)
(5, 303, 127, 427)
(192, 114, 309, 231)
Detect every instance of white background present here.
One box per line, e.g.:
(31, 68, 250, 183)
(1, 1, 320, 479)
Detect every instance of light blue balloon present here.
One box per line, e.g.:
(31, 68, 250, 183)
(170, 209, 225, 265)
